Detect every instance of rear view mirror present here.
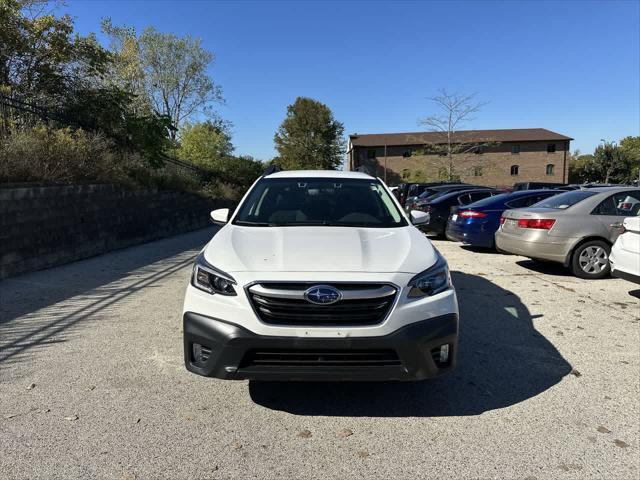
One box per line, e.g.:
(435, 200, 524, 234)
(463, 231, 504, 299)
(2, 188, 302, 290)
(410, 210, 429, 226)
(210, 208, 230, 225)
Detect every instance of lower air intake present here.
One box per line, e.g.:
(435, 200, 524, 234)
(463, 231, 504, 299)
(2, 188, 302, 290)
(241, 349, 401, 368)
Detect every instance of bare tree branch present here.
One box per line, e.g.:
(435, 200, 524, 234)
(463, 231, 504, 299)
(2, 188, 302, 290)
(416, 89, 490, 181)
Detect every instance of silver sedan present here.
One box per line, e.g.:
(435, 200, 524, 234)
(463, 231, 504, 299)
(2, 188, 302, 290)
(495, 187, 640, 278)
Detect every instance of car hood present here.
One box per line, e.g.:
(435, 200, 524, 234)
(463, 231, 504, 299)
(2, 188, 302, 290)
(203, 225, 437, 274)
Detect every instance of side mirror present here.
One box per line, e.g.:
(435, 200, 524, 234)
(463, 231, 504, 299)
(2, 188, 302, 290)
(210, 208, 230, 225)
(410, 210, 429, 226)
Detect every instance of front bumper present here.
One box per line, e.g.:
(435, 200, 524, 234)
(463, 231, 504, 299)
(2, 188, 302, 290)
(183, 312, 458, 381)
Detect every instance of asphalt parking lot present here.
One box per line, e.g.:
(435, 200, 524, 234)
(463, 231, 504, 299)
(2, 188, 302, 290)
(1, 227, 638, 480)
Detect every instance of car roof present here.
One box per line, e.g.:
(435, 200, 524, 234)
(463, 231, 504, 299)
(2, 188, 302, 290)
(507, 188, 562, 196)
(264, 170, 374, 180)
(431, 187, 495, 202)
(586, 186, 638, 193)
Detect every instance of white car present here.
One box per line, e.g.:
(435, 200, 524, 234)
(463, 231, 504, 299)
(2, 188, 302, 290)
(182, 170, 459, 381)
(610, 215, 640, 284)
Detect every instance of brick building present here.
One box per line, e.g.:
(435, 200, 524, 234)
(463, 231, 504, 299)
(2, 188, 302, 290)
(346, 128, 573, 187)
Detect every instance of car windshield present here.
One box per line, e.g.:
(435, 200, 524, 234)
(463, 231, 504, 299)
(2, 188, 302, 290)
(417, 188, 438, 199)
(233, 177, 407, 228)
(531, 190, 596, 209)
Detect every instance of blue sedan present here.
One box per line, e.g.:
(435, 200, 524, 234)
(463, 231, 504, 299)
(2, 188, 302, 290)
(445, 189, 562, 248)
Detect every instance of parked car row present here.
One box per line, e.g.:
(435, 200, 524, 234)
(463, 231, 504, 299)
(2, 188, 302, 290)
(403, 184, 640, 282)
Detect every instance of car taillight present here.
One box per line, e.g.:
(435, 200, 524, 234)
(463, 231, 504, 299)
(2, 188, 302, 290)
(500, 216, 506, 225)
(517, 218, 556, 230)
(459, 210, 488, 218)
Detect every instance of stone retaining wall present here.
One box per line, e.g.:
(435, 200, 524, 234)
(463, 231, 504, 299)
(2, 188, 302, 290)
(0, 184, 229, 279)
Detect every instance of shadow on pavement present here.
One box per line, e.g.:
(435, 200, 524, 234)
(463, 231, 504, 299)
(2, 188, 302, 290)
(249, 271, 572, 417)
(515, 259, 572, 277)
(0, 227, 216, 366)
(460, 245, 496, 254)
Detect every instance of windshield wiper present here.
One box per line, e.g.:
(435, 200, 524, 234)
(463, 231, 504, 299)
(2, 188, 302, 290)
(234, 220, 271, 226)
(268, 221, 334, 227)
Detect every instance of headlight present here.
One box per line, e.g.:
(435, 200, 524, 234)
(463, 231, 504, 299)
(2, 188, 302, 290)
(191, 252, 237, 296)
(407, 252, 452, 298)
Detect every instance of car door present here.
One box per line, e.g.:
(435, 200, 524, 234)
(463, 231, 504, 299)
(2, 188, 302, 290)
(591, 191, 640, 243)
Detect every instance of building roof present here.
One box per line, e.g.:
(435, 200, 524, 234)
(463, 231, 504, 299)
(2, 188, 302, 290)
(265, 170, 373, 179)
(349, 128, 573, 147)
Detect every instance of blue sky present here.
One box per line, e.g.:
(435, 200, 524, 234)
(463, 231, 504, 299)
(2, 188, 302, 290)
(65, 0, 639, 160)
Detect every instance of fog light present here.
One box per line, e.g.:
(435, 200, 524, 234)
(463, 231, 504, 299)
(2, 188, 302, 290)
(439, 344, 450, 363)
(193, 343, 204, 363)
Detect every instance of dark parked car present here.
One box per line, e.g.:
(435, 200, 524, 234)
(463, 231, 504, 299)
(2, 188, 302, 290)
(445, 189, 562, 248)
(401, 182, 461, 208)
(416, 188, 501, 236)
(406, 184, 475, 211)
(513, 182, 567, 191)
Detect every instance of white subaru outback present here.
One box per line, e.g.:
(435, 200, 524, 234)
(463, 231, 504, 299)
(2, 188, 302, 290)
(183, 170, 459, 381)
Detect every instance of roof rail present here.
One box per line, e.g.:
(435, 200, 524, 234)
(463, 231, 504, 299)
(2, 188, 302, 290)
(262, 164, 282, 177)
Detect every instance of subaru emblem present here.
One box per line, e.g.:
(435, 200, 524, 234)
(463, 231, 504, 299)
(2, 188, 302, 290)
(304, 285, 342, 305)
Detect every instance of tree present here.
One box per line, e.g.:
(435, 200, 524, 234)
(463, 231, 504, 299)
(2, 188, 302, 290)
(219, 155, 265, 186)
(595, 141, 628, 184)
(176, 120, 234, 169)
(417, 89, 490, 181)
(273, 97, 345, 170)
(1, 1, 109, 100)
(620, 136, 640, 183)
(569, 140, 636, 185)
(100, 18, 150, 116)
(568, 150, 597, 183)
(102, 20, 223, 137)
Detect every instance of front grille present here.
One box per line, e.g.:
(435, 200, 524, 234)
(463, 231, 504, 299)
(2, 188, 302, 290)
(241, 349, 401, 368)
(247, 282, 398, 326)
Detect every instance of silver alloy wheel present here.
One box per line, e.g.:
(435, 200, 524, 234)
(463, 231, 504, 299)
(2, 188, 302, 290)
(578, 246, 608, 274)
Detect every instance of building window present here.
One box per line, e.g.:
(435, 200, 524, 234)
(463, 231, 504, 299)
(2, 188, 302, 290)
(402, 149, 412, 158)
(546, 164, 555, 175)
(472, 166, 483, 177)
(367, 149, 376, 159)
(547, 144, 556, 153)
(511, 145, 520, 155)
(510, 165, 519, 176)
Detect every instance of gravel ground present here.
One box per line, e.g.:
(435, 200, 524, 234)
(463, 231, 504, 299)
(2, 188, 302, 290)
(1, 227, 638, 480)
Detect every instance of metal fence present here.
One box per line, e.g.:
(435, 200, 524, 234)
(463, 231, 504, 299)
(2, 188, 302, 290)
(0, 93, 69, 135)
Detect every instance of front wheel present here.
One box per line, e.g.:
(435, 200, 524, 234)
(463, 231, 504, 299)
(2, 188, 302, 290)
(570, 240, 611, 279)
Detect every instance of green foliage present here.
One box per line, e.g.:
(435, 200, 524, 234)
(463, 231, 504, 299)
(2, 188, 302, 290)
(217, 155, 265, 186)
(101, 20, 223, 135)
(568, 152, 597, 183)
(569, 138, 639, 184)
(173, 121, 264, 187)
(176, 120, 233, 169)
(620, 136, 640, 182)
(274, 97, 345, 170)
(0, 3, 260, 193)
(0, 124, 131, 183)
(0, 1, 109, 98)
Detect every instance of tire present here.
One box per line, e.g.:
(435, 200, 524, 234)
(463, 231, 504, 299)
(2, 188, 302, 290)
(570, 240, 611, 279)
